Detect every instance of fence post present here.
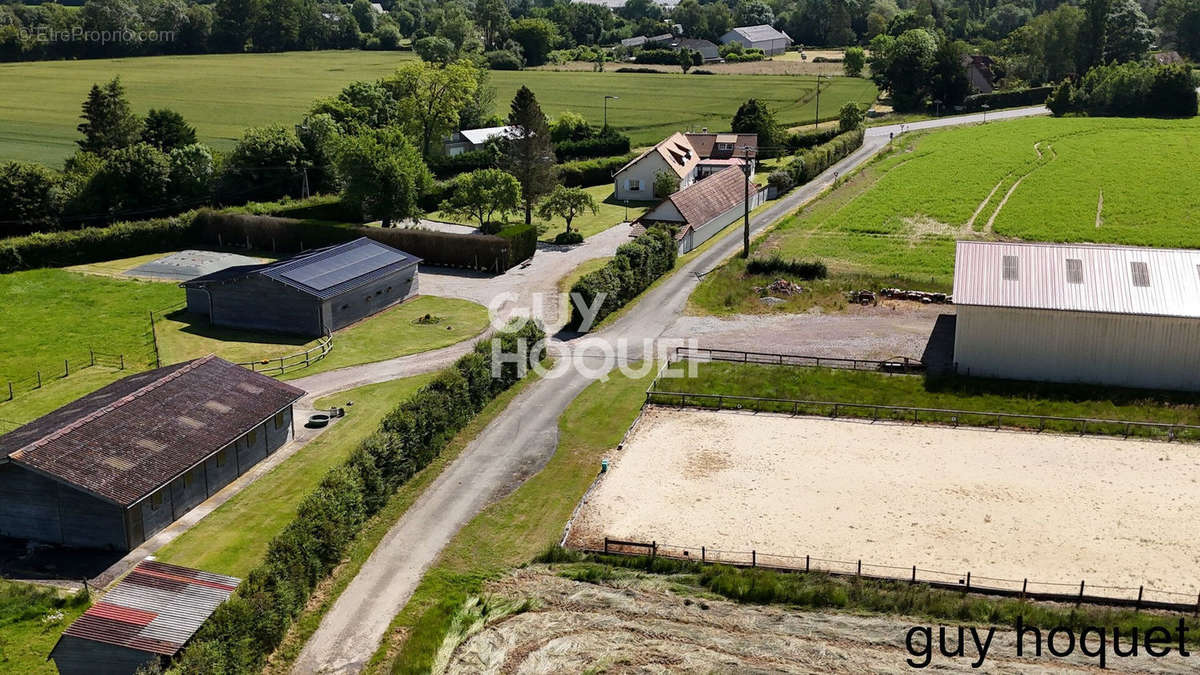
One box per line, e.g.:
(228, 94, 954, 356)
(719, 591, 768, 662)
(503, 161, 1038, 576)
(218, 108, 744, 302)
(1081, 421, 1087, 436)
(1077, 580, 1085, 606)
(752, 550, 756, 567)
(651, 541, 657, 558)
(149, 310, 161, 368)
(965, 572, 971, 590)
(912, 566, 916, 583)
(857, 560, 861, 577)
(120, 354, 125, 370)
(604, 537, 609, 554)
(701, 546, 705, 562)
(1136, 586, 1143, 611)
(6, 381, 11, 401)
(90, 348, 95, 367)
(1021, 578, 1027, 599)
(36, 370, 41, 389)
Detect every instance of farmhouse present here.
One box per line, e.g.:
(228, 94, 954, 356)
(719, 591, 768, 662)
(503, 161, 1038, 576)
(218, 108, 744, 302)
(720, 25, 792, 56)
(675, 37, 721, 62)
(50, 560, 239, 675)
(953, 240, 1200, 391)
(443, 125, 517, 156)
(634, 165, 766, 254)
(685, 131, 757, 178)
(962, 55, 997, 94)
(612, 132, 700, 201)
(182, 237, 420, 337)
(0, 356, 303, 551)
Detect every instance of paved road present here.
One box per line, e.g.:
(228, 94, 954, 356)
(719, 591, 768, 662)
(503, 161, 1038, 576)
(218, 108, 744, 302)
(293, 106, 1049, 674)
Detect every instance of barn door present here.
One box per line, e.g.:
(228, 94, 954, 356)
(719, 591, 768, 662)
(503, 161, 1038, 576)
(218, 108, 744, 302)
(127, 507, 145, 548)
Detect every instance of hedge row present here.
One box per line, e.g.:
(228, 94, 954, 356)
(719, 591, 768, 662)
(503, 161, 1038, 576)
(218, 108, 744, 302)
(195, 211, 535, 272)
(961, 86, 1054, 113)
(495, 223, 538, 266)
(427, 149, 498, 179)
(567, 227, 676, 330)
(553, 133, 632, 163)
(1047, 63, 1197, 118)
(226, 194, 363, 223)
(783, 127, 843, 153)
(0, 214, 197, 274)
(785, 128, 865, 185)
(558, 153, 636, 188)
(173, 321, 547, 674)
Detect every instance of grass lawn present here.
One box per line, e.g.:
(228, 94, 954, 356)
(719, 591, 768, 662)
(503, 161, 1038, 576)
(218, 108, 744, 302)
(691, 116, 1200, 314)
(651, 361, 1200, 438)
(261, 364, 546, 674)
(0, 51, 877, 165)
(0, 581, 90, 675)
(688, 267, 950, 315)
(368, 365, 654, 674)
(0, 367, 135, 428)
(429, 184, 652, 242)
(155, 373, 436, 578)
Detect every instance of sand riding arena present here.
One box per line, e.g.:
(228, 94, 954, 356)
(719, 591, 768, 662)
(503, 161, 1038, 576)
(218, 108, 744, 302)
(566, 406, 1200, 606)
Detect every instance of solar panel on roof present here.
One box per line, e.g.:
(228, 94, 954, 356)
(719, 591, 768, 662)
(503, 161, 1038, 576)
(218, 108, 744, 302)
(280, 245, 408, 291)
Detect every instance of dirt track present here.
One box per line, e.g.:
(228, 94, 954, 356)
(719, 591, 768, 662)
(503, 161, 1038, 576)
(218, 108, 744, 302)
(446, 567, 1197, 673)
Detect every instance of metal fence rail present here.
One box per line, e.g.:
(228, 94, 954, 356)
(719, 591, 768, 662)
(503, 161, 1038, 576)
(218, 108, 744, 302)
(675, 346, 925, 373)
(644, 390, 1200, 443)
(593, 538, 1200, 613)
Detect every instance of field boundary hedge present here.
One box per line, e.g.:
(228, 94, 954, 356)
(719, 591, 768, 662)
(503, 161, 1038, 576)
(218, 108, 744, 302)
(785, 128, 865, 185)
(559, 153, 636, 188)
(567, 227, 676, 330)
(172, 321, 547, 673)
(961, 86, 1054, 113)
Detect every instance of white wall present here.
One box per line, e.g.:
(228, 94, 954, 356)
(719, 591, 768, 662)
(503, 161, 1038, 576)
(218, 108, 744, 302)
(677, 186, 767, 254)
(614, 153, 695, 202)
(954, 305, 1200, 391)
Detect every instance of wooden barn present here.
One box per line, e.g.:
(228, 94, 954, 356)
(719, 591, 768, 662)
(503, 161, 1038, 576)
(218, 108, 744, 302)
(0, 356, 303, 551)
(182, 237, 421, 337)
(50, 560, 239, 675)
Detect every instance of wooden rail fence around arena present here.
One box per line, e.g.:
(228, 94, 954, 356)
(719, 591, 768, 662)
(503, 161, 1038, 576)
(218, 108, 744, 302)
(673, 346, 925, 373)
(3, 348, 128, 404)
(236, 333, 334, 376)
(590, 538, 1200, 614)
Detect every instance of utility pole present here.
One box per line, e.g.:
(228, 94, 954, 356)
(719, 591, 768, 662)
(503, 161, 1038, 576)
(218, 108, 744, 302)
(603, 95, 619, 130)
(814, 75, 830, 130)
(741, 145, 752, 258)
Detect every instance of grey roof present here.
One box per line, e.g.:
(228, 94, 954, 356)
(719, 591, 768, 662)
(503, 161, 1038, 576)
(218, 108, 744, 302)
(184, 238, 420, 301)
(953, 240, 1200, 319)
(726, 24, 791, 43)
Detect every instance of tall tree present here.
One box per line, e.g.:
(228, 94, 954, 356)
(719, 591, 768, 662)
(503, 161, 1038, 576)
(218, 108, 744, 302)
(731, 98, 779, 148)
(1104, 0, 1153, 62)
(141, 108, 197, 151)
(1081, 0, 1112, 70)
(1158, 0, 1200, 59)
(503, 86, 556, 225)
(475, 0, 509, 50)
(337, 126, 432, 227)
(77, 78, 141, 155)
(386, 59, 479, 159)
(440, 168, 522, 229)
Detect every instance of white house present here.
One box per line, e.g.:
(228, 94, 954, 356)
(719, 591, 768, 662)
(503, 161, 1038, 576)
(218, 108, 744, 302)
(952, 240, 1200, 391)
(720, 25, 792, 56)
(443, 126, 517, 156)
(633, 166, 766, 254)
(612, 132, 700, 201)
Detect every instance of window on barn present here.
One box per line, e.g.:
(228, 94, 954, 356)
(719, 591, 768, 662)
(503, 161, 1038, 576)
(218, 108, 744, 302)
(217, 449, 227, 467)
(274, 412, 285, 429)
(184, 470, 194, 488)
(1065, 259, 1084, 284)
(151, 492, 163, 510)
(1002, 255, 1019, 281)
(248, 430, 258, 446)
(1130, 262, 1150, 287)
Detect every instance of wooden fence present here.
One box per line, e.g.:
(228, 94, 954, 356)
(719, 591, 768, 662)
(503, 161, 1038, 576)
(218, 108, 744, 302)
(593, 538, 1200, 614)
(644, 389, 1200, 443)
(674, 346, 924, 373)
(3, 348, 128, 403)
(236, 334, 333, 376)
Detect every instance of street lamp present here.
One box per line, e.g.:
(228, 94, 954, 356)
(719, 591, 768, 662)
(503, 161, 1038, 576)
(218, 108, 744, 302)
(814, 74, 831, 129)
(604, 95, 619, 130)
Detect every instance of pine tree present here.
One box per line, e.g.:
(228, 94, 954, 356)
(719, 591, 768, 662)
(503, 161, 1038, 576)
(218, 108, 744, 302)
(503, 86, 556, 225)
(77, 77, 141, 155)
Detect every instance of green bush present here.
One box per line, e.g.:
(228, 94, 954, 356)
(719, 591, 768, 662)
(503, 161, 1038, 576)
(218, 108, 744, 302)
(0, 213, 198, 273)
(786, 128, 865, 185)
(746, 255, 827, 279)
(553, 130, 632, 162)
(554, 230, 584, 245)
(557, 153, 637, 188)
(1048, 63, 1198, 118)
(495, 223, 538, 267)
(175, 321, 546, 674)
(567, 227, 676, 330)
(961, 86, 1055, 113)
(783, 127, 843, 152)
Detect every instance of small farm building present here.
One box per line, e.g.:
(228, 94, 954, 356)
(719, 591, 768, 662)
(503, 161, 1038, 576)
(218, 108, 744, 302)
(953, 241, 1200, 391)
(0, 356, 303, 551)
(675, 37, 721, 62)
(50, 560, 239, 675)
(443, 125, 517, 156)
(962, 54, 997, 93)
(634, 166, 767, 254)
(182, 237, 420, 337)
(720, 25, 792, 55)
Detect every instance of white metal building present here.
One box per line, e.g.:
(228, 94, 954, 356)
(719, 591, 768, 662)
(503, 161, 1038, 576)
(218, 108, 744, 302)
(952, 240, 1200, 391)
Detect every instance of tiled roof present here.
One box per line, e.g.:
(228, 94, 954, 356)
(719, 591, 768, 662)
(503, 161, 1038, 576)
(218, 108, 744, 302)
(643, 166, 750, 232)
(58, 560, 239, 656)
(184, 238, 420, 301)
(0, 356, 303, 506)
(953, 241, 1200, 318)
(615, 132, 700, 180)
(684, 132, 757, 159)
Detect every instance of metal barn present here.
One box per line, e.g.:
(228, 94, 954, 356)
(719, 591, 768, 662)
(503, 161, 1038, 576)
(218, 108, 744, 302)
(0, 356, 303, 551)
(953, 241, 1200, 391)
(182, 237, 421, 337)
(50, 560, 239, 675)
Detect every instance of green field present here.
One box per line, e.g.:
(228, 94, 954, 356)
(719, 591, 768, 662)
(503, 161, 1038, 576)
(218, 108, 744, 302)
(0, 581, 89, 675)
(692, 116, 1200, 313)
(0, 51, 877, 165)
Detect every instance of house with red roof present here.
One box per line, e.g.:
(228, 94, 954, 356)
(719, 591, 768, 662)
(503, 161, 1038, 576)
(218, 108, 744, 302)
(633, 165, 767, 254)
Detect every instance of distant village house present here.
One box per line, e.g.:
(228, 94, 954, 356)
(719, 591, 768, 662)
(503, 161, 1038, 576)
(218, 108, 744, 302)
(720, 24, 792, 56)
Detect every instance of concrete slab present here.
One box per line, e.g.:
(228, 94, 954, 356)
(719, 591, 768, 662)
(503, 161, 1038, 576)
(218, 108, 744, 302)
(125, 250, 266, 282)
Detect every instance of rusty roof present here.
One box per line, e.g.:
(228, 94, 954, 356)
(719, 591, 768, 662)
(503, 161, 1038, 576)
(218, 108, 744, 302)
(0, 356, 303, 506)
(953, 240, 1200, 318)
(57, 560, 238, 656)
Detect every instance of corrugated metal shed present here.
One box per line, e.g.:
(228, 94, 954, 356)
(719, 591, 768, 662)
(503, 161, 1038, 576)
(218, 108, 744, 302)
(953, 240, 1200, 319)
(0, 356, 303, 505)
(59, 560, 238, 656)
(729, 24, 791, 43)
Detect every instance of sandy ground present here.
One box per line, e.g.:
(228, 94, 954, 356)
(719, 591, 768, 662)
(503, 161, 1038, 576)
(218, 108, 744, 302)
(665, 303, 946, 361)
(446, 567, 1197, 673)
(568, 407, 1200, 602)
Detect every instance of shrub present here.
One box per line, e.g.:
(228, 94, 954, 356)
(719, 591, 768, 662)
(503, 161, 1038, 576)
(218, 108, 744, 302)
(485, 50, 523, 71)
(691, 69, 716, 75)
(0, 213, 197, 274)
(615, 67, 664, 73)
(786, 128, 865, 185)
(1049, 63, 1198, 117)
(177, 320, 545, 674)
(554, 230, 584, 244)
(557, 153, 637, 188)
(767, 171, 793, 195)
(746, 254, 827, 279)
(632, 47, 680, 65)
(427, 148, 500, 179)
(567, 227, 676, 330)
(553, 130, 632, 162)
(961, 86, 1055, 113)
(783, 127, 842, 152)
(495, 223, 538, 266)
